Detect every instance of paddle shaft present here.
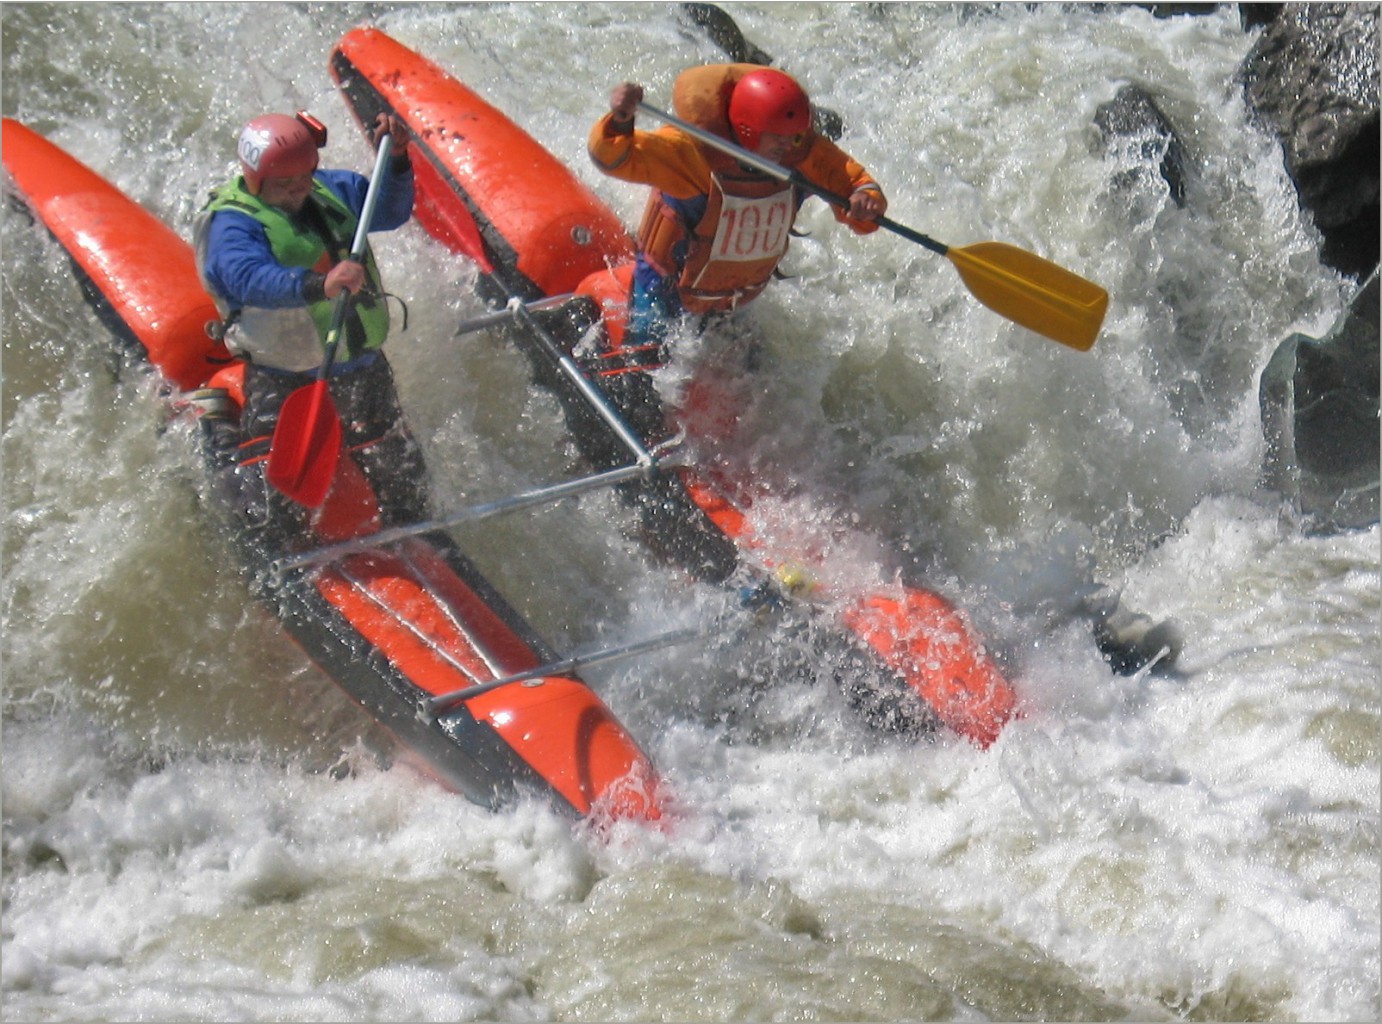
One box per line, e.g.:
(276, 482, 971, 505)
(636, 101, 1106, 350)
(265, 133, 398, 507)
(637, 101, 948, 256)
(317, 132, 395, 375)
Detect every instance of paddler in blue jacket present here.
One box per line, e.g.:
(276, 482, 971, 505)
(196, 110, 429, 542)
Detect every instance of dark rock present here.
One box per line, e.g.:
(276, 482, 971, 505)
(678, 2, 773, 65)
(1246, 4, 1379, 531)
(1135, 3, 1223, 17)
(1238, 4, 1282, 31)
(1093, 84, 1193, 207)
(1093, 602, 1186, 676)
(1260, 270, 1380, 530)
(1241, 3, 1380, 279)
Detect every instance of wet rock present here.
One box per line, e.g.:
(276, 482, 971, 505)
(1238, 4, 1282, 31)
(1240, 3, 1380, 279)
(678, 2, 773, 65)
(1093, 84, 1192, 207)
(1093, 602, 1186, 676)
(1244, 5, 1379, 531)
(1260, 270, 1380, 530)
(1135, 3, 1223, 17)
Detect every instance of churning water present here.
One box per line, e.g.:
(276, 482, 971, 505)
(2, 4, 1377, 1021)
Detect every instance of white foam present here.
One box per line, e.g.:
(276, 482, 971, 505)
(3, 3, 1375, 1021)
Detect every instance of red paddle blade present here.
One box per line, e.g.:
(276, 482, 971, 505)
(266, 381, 342, 508)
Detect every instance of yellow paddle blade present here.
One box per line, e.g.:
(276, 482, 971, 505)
(947, 242, 1108, 351)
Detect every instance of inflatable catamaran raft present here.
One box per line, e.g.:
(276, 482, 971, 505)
(0, 26, 1034, 823)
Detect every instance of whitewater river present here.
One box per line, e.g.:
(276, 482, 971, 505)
(2, 3, 1377, 1021)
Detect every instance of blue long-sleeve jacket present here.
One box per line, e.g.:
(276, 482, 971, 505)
(201, 164, 413, 309)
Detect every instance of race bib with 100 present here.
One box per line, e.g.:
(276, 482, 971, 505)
(708, 191, 793, 263)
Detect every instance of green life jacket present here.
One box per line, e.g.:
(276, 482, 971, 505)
(200, 177, 390, 363)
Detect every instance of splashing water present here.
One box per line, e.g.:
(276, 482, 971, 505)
(3, 4, 1376, 1021)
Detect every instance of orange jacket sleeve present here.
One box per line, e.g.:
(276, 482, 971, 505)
(796, 135, 884, 235)
(588, 114, 714, 200)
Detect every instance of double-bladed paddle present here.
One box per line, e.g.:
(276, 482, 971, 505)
(266, 132, 395, 507)
(637, 101, 1108, 351)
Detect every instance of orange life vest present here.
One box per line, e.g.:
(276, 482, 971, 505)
(636, 63, 809, 314)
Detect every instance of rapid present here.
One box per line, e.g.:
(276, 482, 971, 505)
(2, 4, 1377, 1021)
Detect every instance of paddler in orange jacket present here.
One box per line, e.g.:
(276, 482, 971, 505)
(589, 65, 887, 350)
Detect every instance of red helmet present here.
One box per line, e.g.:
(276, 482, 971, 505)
(237, 113, 323, 194)
(728, 69, 812, 152)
